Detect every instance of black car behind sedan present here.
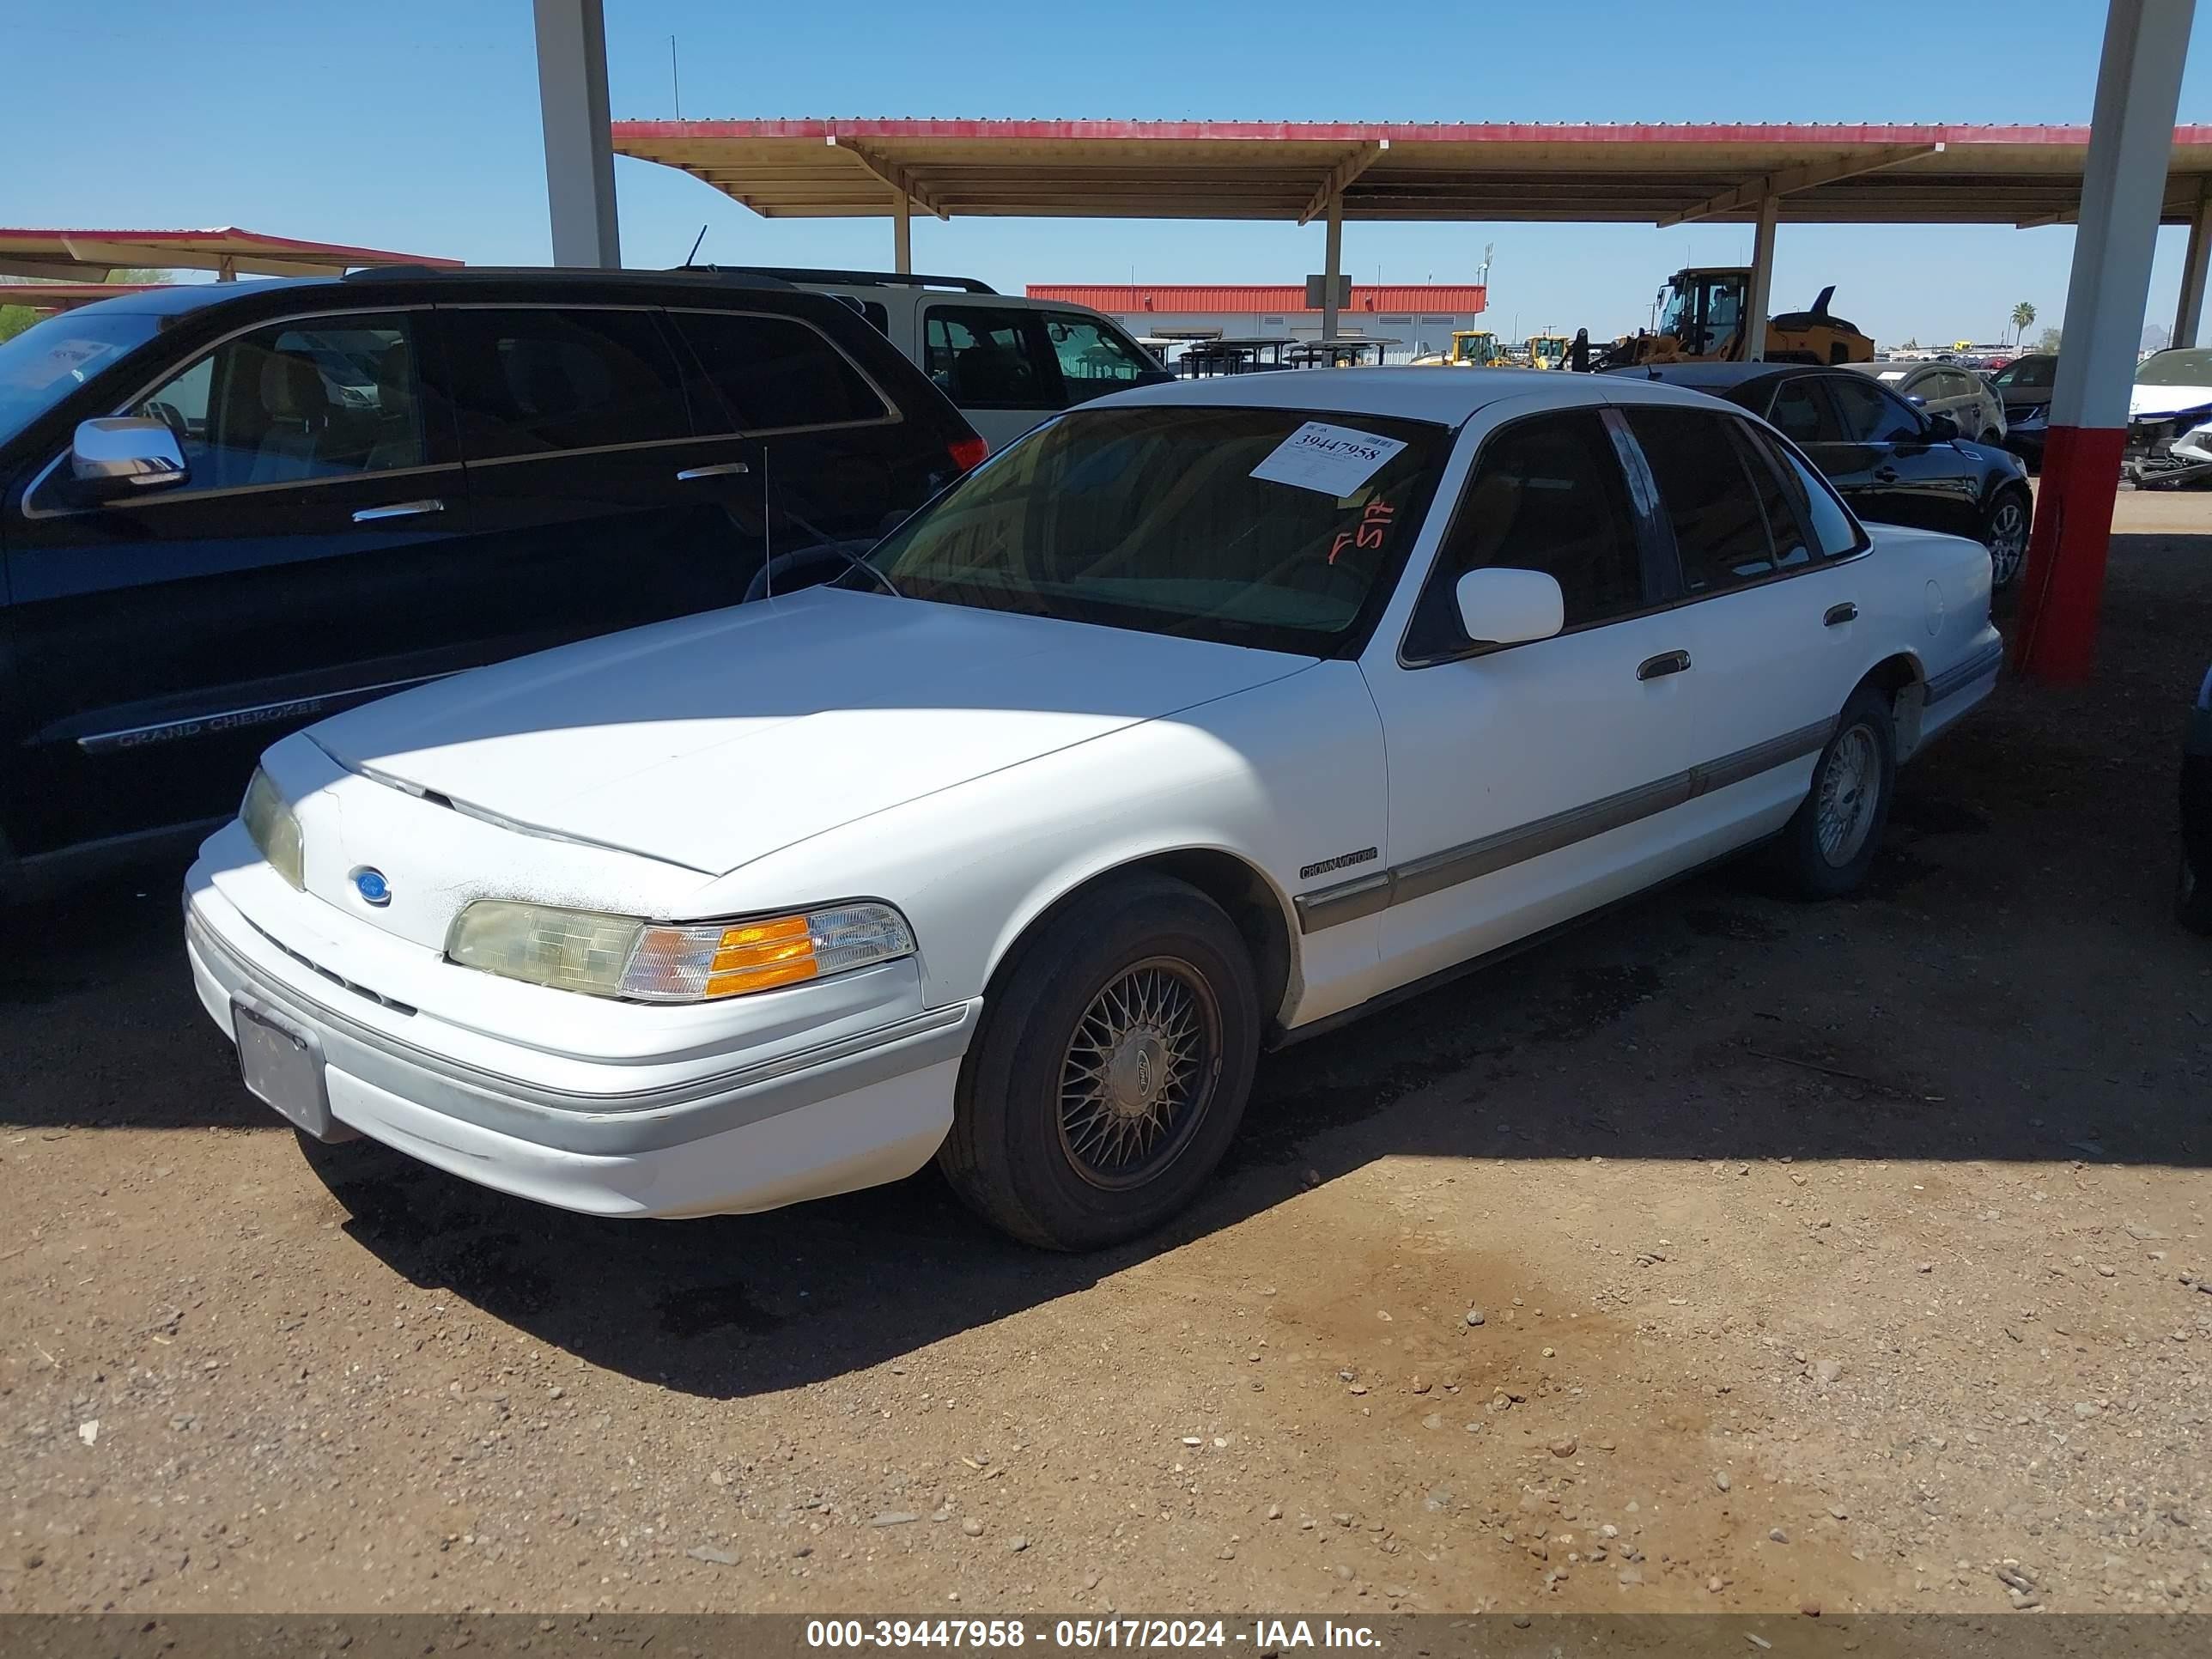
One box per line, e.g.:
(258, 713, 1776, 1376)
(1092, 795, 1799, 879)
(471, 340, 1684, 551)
(1987, 354, 2057, 470)
(2184, 661, 2212, 934)
(1605, 361, 2035, 587)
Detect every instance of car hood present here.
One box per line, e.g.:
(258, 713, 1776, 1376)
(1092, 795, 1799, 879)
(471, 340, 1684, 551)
(307, 588, 1315, 877)
(2130, 381, 2212, 421)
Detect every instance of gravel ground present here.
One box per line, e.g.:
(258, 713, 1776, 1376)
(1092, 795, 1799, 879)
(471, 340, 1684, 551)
(3, 495, 2209, 1618)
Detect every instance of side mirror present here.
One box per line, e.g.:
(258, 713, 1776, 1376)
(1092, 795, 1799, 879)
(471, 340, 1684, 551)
(70, 416, 187, 497)
(1455, 567, 1565, 647)
(1925, 411, 1960, 442)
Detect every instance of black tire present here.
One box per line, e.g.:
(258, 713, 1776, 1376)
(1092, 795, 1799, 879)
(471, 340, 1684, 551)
(2180, 848, 2212, 935)
(1981, 486, 2032, 588)
(1772, 685, 1898, 899)
(939, 874, 1260, 1251)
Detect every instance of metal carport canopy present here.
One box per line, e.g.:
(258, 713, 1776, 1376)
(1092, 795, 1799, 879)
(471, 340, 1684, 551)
(611, 118, 2212, 227)
(0, 227, 460, 283)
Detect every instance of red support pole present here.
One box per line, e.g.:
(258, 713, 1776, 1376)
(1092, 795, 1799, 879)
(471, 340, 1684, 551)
(2011, 427, 2129, 684)
(2011, 0, 2194, 685)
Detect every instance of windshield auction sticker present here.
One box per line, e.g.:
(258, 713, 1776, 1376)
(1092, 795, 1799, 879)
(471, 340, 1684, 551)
(1249, 421, 1407, 496)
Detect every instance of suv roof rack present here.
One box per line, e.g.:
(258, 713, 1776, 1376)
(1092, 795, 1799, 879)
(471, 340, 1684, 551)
(673, 264, 996, 295)
(342, 264, 793, 289)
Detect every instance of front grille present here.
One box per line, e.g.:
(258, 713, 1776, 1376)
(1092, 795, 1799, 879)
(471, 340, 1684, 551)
(246, 919, 418, 1016)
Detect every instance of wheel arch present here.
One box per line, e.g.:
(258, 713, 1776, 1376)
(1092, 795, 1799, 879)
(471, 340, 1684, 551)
(979, 845, 1298, 1039)
(1856, 650, 1930, 761)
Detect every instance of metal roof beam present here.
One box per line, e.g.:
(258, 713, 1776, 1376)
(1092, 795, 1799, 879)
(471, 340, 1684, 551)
(1299, 141, 1389, 226)
(1656, 143, 1944, 228)
(827, 137, 951, 220)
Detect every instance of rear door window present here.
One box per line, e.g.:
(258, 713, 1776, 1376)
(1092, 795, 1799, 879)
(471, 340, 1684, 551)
(434, 307, 690, 459)
(1623, 407, 1777, 594)
(665, 309, 890, 434)
(923, 306, 1057, 410)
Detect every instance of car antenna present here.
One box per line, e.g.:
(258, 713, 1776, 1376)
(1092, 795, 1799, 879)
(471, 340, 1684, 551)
(682, 223, 708, 268)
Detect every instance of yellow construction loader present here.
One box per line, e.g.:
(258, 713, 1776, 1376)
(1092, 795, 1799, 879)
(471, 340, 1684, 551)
(1526, 332, 1573, 370)
(1412, 329, 1507, 368)
(1595, 269, 1875, 368)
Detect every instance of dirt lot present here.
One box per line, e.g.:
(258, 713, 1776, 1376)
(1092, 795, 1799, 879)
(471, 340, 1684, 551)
(3, 495, 2209, 1619)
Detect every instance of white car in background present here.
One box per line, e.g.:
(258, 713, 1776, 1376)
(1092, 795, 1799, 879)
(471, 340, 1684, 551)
(702, 266, 1170, 453)
(1856, 360, 2008, 444)
(185, 371, 2001, 1250)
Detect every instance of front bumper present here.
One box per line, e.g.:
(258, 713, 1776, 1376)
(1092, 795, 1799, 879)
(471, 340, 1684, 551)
(185, 865, 976, 1218)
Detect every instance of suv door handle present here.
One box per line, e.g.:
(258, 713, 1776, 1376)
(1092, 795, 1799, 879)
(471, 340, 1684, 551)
(677, 461, 750, 480)
(352, 498, 444, 523)
(1637, 649, 1692, 681)
(1873, 465, 1899, 482)
(1824, 602, 1859, 627)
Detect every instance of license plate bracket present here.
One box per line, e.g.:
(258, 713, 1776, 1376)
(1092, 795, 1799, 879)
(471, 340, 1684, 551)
(232, 998, 348, 1142)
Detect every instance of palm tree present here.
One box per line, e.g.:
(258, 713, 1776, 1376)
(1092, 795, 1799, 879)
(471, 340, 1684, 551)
(2010, 301, 2037, 347)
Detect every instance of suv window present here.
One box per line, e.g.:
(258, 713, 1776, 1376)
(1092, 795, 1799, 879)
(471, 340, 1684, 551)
(1765, 376, 1843, 446)
(1407, 410, 1644, 658)
(1624, 406, 1778, 595)
(923, 306, 1055, 410)
(125, 311, 425, 492)
(1994, 356, 2055, 390)
(666, 309, 889, 433)
(436, 307, 689, 459)
(1040, 313, 1153, 404)
(1828, 376, 1922, 444)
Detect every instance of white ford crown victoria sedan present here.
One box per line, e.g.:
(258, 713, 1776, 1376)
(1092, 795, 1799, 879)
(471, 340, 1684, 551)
(185, 369, 2001, 1249)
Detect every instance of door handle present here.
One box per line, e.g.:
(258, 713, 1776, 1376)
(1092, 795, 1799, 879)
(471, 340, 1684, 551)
(1873, 465, 1899, 482)
(1637, 649, 1692, 681)
(351, 498, 443, 523)
(677, 461, 750, 481)
(1824, 602, 1859, 627)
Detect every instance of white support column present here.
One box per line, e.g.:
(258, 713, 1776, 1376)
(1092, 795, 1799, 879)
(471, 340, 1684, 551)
(1741, 194, 1778, 362)
(533, 0, 620, 268)
(1322, 193, 1344, 340)
(2176, 184, 2212, 346)
(892, 194, 912, 275)
(2015, 0, 2195, 684)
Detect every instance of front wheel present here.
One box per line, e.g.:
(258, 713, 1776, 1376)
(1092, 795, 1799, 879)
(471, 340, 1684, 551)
(1771, 686, 1898, 899)
(1981, 488, 2032, 588)
(939, 875, 1260, 1250)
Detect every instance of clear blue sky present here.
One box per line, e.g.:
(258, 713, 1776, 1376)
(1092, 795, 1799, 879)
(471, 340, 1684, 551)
(7, 1, 2209, 347)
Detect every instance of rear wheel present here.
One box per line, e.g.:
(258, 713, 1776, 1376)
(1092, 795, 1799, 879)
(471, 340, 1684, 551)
(1981, 487, 2032, 588)
(939, 875, 1260, 1250)
(1771, 685, 1897, 899)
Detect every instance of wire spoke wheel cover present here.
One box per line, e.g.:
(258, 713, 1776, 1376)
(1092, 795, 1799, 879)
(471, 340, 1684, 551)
(1816, 722, 1882, 868)
(1057, 956, 1222, 1191)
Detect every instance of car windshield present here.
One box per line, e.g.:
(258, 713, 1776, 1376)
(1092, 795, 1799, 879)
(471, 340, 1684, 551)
(0, 308, 165, 449)
(2137, 348, 2212, 386)
(1993, 356, 2055, 389)
(858, 404, 1449, 654)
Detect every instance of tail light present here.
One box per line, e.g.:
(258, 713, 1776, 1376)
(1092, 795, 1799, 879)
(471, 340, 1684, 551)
(947, 434, 989, 472)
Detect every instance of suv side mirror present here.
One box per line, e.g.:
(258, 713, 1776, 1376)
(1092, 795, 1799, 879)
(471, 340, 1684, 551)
(1924, 411, 1960, 442)
(70, 417, 187, 498)
(1456, 567, 1565, 647)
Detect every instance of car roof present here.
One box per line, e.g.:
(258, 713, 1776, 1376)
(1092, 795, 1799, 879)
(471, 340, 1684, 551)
(1598, 361, 1790, 391)
(1102, 365, 1731, 425)
(56, 267, 809, 320)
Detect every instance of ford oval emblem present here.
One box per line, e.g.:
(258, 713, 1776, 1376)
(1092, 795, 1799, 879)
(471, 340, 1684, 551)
(354, 868, 391, 907)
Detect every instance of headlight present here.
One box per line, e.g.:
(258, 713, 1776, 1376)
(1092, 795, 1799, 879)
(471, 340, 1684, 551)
(240, 768, 304, 890)
(445, 899, 915, 1003)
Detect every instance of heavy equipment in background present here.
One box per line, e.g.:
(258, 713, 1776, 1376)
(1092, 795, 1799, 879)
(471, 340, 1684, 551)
(1527, 331, 1573, 369)
(1411, 327, 1507, 368)
(1592, 268, 1876, 369)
